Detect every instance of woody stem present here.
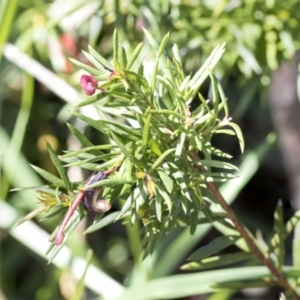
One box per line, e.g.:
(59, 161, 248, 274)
(189, 151, 300, 299)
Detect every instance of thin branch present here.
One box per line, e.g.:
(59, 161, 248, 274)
(189, 150, 300, 300)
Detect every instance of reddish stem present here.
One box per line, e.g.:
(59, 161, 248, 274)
(55, 190, 85, 245)
(55, 168, 116, 246)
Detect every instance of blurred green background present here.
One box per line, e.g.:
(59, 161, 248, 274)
(1, 0, 300, 299)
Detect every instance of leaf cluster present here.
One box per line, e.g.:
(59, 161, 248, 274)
(20, 30, 244, 259)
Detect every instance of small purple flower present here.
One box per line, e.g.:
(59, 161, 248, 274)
(80, 75, 98, 95)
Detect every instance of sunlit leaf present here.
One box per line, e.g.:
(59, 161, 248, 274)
(182, 251, 252, 271)
(228, 122, 245, 153)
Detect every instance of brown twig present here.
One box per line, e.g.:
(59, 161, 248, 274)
(189, 151, 300, 299)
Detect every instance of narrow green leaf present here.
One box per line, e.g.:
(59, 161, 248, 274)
(137, 59, 144, 75)
(72, 111, 109, 135)
(201, 206, 214, 223)
(110, 132, 131, 156)
(148, 139, 162, 156)
(273, 200, 285, 270)
(183, 88, 196, 102)
(135, 181, 147, 211)
(39, 207, 67, 222)
(212, 129, 235, 135)
(87, 177, 130, 189)
(142, 113, 152, 148)
(175, 131, 186, 159)
(194, 160, 239, 171)
(179, 75, 191, 93)
(48, 210, 84, 263)
(194, 134, 203, 151)
(194, 102, 225, 126)
(189, 43, 226, 91)
(125, 158, 133, 182)
(118, 191, 134, 219)
(189, 235, 240, 261)
(217, 80, 229, 117)
(100, 119, 141, 140)
(82, 50, 110, 73)
(228, 122, 245, 153)
(143, 27, 159, 51)
(10, 185, 49, 192)
(197, 93, 212, 115)
(88, 45, 114, 71)
(150, 32, 169, 92)
(16, 207, 45, 225)
(207, 145, 233, 159)
(169, 57, 184, 82)
(126, 42, 143, 69)
(76, 92, 107, 107)
(115, 136, 144, 167)
(113, 29, 119, 63)
(94, 156, 126, 172)
(69, 58, 101, 76)
(169, 162, 191, 202)
(199, 172, 237, 182)
(172, 43, 182, 65)
(149, 148, 176, 172)
(158, 171, 173, 194)
(120, 77, 130, 91)
(85, 211, 120, 234)
(122, 69, 150, 89)
(46, 142, 72, 191)
(269, 210, 300, 256)
(157, 32, 170, 57)
(157, 75, 178, 98)
(150, 109, 184, 119)
(30, 165, 65, 188)
(120, 47, 127, 68)
(155, 194, 163, 222)
(208, 70, 220, 117)
(156, 182, 172, 212)
(63, 154, 111, 168)
(66, 123, 97, 151)
(61, 141, 112, 158)
(181, 252, 252, 271)
(130, 210, 136, 225)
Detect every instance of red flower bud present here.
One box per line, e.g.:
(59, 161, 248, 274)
(80, 75, 98, 95)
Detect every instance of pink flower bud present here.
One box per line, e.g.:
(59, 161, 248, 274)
(80, 75, 98, 95)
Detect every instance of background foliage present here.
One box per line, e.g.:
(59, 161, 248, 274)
(1, 0, 300, 299)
